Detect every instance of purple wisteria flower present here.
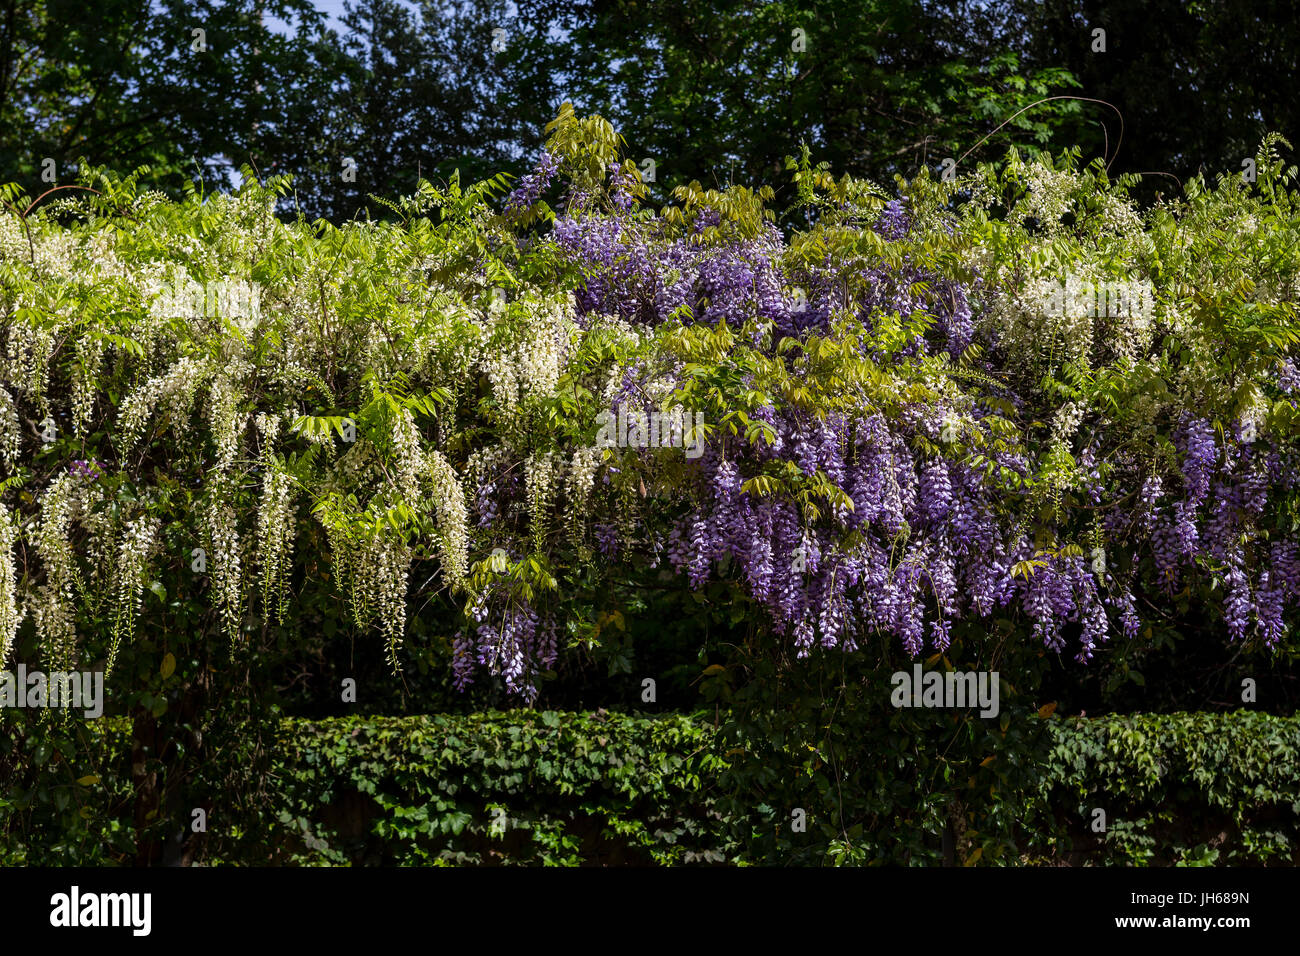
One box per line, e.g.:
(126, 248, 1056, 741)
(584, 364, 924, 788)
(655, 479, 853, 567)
(505, 150, 560, 212)
(69, 459, 102, 480)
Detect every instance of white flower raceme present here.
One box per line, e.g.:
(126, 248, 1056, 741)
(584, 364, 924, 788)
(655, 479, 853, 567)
(362, 529, 412, 672)
(963, 174, 998, 214)
(518, 294, 575, 398)
(424, 450, 469, 587)
(526, 450, 560, 551)
(31, 589, 77, 675)
(567, 446, 601, 505)
(598, 367, 623, 408)
(1096, 192, 1144, 239)
(482, 348, 521, 412)
(391, 407, 424, 503)
(0, 214, 27, 260)
(4, 316, 57, 403)
(479, 293, 580, 413)
(642, 376, 679, 409)
(517, 322, 562, 398)
(254, 409, 295, 621)
(1050, 400, 1087, 446)
(29, 229, 85, 280)
(0, 503, 22, 665)
(1029, 270, 1095, 363)
(466, 445, 507, 484)
(0, 387, 20, 473)
(33, 476, 81, 671)
(207, 373, 249, 472)
(992, 262, 1162, 376)
(72, 335, 105, 438)
(1018, 161, 1076, 234)
(205, 487, 244, 641)
(109, 515, 159, 674)
(588, 310, 645, 348)
(256, 465, 296, 623)
(255, 411, 282, 448)
(564, 446, 603, 547)
(118, 357, 209, 452)
(34, 476, 78, 593)
(78, 484, 116, 582)
(1240, 386, 1268, 439)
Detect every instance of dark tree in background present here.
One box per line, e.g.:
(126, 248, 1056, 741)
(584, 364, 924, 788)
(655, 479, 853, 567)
(542, 0, 1081, 203)
(1006, 0, 1300, 192)
(299, 0, 566, 221)
(0, 0, 1294, 218)
(0, 0, 348, 196)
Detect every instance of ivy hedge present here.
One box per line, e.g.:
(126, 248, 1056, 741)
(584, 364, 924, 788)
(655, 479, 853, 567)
(1030, 712, 1300, 866)
(270, 711, 730, 866)
(3, 709, 1296, 865)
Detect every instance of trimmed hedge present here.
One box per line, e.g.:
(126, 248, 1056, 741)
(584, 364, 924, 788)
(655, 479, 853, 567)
(263, 711, 1300, 866)
(1032, 713, 1300, 866)
(3, 710, 1297, 865)
(269, 711, 730, 866)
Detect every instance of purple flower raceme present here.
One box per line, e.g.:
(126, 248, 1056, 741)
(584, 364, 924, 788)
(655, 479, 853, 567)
(505, 150, 560, 212)
(1177, 416, 1217, 506)
(1279, 357, 1300, 394)
(69, 459, 102, 480)
(874, 199, 910, 241)
(595, 522, 619, 558)
(607, 162, 639, 212)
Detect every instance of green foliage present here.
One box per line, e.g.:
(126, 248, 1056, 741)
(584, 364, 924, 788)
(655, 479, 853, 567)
(269, 711, 730, 866)
(1031, 712, 1300, 866)
(540, 0, 1084, 208)
(0, 713, 134, 865)
(713, 629, 1054, 867)
(6, 708, 1297, 866)
(0, 1, 1092, 222)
